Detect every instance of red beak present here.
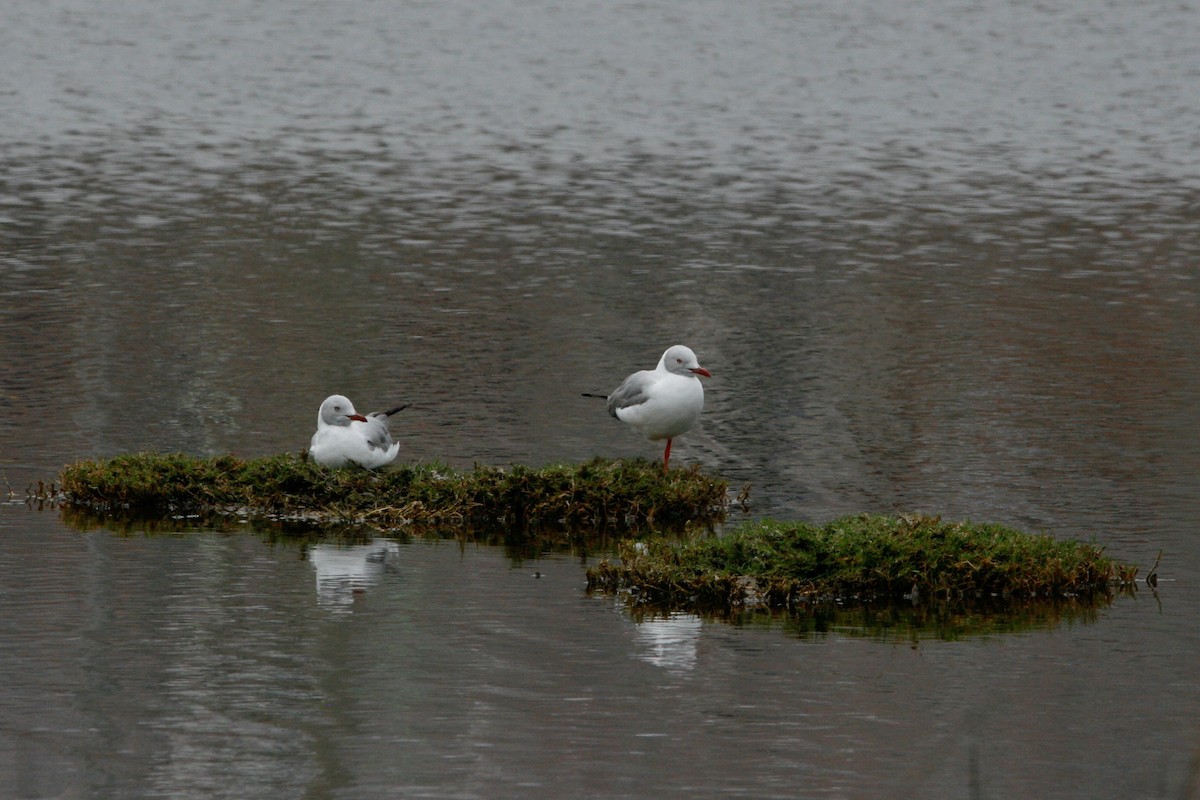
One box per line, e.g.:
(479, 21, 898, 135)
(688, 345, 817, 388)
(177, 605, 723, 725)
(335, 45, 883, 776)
(690, 367, 712, 378)
(349, 414, 369, 422)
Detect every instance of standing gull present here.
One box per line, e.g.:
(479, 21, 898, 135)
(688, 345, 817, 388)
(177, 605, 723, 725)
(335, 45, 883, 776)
(309, 394, 407, 469)
(587, 345, 711, 471)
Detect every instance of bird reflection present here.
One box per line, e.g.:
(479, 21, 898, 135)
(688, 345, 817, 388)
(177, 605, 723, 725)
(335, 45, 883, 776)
(633, 613, 703, 671)
(307, 540, 400, 612)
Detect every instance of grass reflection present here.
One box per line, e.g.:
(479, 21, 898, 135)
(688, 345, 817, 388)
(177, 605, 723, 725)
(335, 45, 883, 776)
(724, 596, 1112, 642)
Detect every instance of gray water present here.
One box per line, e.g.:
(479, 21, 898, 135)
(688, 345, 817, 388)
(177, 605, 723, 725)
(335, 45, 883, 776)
(2, 0, 1199, 797)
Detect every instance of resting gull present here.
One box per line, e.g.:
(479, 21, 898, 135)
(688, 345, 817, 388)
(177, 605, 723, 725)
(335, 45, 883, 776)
(309, 394, 407, 469)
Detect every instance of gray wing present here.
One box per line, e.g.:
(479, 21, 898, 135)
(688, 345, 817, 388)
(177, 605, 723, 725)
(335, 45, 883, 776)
(362, 413, 395, 451)
(362, 404, 407, 450)
(606, 370, 653, 418)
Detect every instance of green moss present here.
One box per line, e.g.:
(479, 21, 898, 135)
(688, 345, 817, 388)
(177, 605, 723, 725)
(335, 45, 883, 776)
(587, 514, 1137, 612)
(58, 452, 729, 534)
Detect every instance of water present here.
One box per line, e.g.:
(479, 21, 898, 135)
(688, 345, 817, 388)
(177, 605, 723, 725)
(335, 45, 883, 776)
(2, 520, 1193, 800)
(2, 0, 1199, 797)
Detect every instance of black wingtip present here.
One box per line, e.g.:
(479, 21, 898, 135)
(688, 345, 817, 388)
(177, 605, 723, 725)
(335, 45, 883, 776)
(381, 404, 410, 416)
(581, 393, 608, 400)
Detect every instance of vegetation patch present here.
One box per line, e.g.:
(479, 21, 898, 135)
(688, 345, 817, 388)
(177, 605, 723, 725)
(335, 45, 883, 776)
(587, 514, 1138, 613)
(58, 452, 730, 536)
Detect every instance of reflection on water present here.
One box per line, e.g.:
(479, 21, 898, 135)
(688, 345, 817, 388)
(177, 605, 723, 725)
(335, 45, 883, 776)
(2, 506, 1197, 800)
(307, 539, 402, 613)
(623, 594, 1115, 645)
(631, 613, 703, 672)
(739, 598, 1113, 643)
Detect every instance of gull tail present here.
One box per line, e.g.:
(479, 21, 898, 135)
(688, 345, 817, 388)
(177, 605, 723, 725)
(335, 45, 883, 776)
(378, 404, 410, 417)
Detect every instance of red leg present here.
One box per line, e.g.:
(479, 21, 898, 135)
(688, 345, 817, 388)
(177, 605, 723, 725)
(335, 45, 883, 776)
(663, 438, 673, 472)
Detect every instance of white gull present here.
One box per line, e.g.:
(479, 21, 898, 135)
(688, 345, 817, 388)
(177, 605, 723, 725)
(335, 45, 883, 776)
(588, 345, 711, 471)
(309, 394, 407, 469)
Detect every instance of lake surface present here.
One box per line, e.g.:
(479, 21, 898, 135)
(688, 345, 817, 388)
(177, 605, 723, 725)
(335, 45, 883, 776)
(2, 1, 1199, 798)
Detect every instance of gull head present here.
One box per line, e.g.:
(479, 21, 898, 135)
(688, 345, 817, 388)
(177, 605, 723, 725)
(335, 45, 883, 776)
(318, 394, 369, 427)
(659, 345, 711, 378)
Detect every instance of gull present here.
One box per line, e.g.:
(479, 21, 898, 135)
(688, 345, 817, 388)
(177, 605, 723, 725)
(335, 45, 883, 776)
(585, 345, 711, 471)
(309, 394, 407, 469)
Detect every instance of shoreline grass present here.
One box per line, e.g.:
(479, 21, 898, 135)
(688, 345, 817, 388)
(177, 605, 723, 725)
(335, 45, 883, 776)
(58, 452, 730, 534)
(587, 514, 1138, 613)
(57, 455, 1142, 622)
